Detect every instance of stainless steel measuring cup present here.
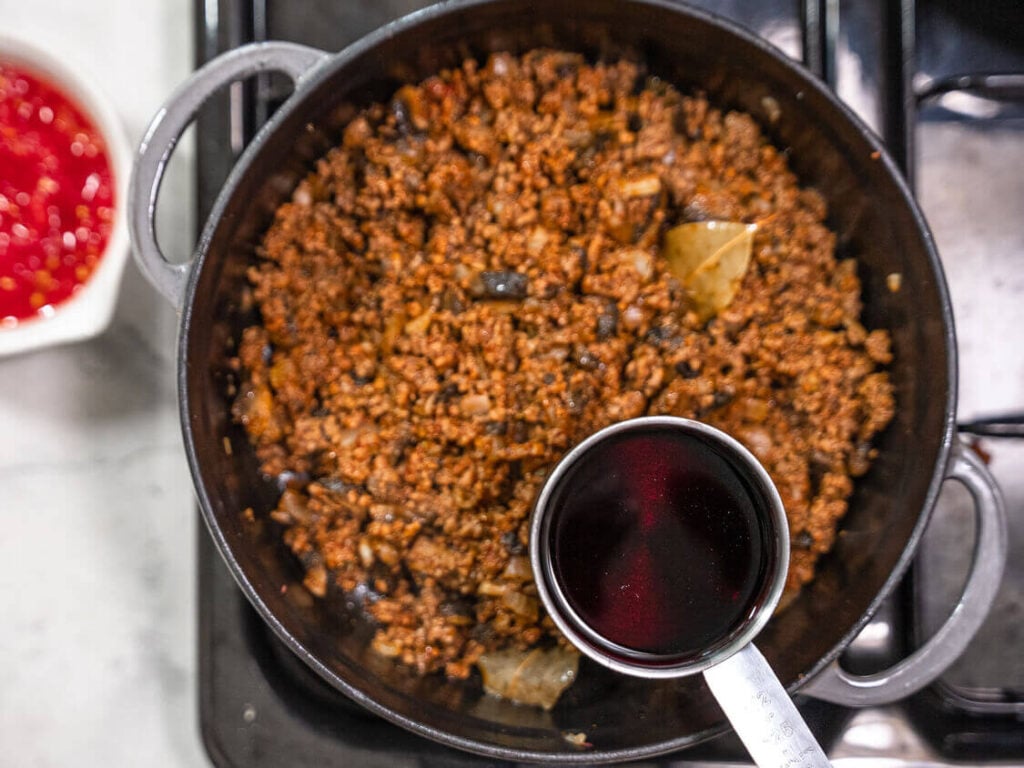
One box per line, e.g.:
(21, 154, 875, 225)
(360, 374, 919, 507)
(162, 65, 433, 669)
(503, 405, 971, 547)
(530, 416, 831, 768)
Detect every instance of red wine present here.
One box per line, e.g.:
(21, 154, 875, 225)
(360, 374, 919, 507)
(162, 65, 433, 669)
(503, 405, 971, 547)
(547, 427, 775, 662)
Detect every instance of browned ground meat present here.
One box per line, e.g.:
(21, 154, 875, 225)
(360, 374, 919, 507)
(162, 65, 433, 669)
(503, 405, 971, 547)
(232, 50, 895, 680)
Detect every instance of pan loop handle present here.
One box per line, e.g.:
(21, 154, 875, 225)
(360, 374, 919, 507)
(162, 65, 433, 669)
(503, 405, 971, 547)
(128, 42, 330, 308)
(802, 440, 1007, 706)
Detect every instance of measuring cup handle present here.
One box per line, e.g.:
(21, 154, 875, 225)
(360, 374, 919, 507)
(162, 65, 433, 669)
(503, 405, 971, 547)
(802, 440, 1007, 706)
(705, 644, 831, 767)
(128, 42, 330, 308)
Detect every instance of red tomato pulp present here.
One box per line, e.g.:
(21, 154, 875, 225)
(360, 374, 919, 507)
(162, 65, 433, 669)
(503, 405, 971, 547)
(0, 62, 115, 324)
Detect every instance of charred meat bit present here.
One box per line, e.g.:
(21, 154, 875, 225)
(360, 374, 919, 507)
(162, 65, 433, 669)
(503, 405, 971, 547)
(473, 270, 529, 300)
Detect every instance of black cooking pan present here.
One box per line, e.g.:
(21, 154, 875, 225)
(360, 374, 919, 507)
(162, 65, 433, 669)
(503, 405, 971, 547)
(129, 0, 1006, 761)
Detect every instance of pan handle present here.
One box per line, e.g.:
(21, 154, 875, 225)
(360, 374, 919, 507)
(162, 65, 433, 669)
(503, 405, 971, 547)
(801, 440, 1007, 706)
(128, 42, 330, 308)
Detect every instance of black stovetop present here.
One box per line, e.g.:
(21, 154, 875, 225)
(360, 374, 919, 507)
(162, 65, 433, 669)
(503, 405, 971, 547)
(192, 1, 1024, 765)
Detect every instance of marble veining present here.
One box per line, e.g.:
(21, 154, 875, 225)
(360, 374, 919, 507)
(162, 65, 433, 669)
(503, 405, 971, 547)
(0, 1, 206, 765)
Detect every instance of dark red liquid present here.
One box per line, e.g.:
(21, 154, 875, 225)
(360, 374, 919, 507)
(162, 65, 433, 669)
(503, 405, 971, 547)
(548, 428, 774, 661)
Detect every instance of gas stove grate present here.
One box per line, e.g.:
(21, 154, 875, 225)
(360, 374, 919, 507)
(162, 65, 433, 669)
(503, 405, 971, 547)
(192, 1, 1024, 764)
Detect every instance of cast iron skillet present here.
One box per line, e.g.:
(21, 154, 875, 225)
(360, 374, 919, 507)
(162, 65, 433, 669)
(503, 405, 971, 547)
(129, 0, 1006, 762)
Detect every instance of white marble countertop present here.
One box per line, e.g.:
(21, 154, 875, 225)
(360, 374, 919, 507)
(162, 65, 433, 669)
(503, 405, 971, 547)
(0, 1, 207, 765)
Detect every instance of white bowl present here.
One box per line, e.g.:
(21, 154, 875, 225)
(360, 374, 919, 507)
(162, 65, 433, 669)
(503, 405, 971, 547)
(0, 34, 131, 356)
